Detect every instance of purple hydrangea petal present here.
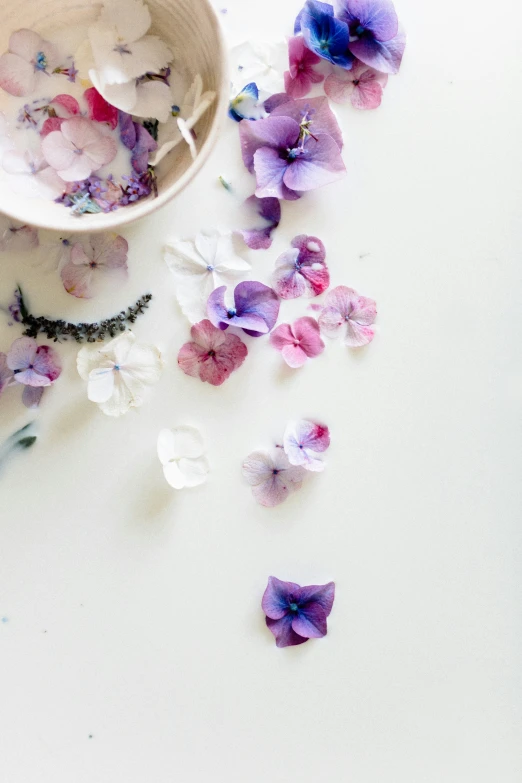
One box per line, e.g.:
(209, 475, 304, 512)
(348, 27, 405, 74)
(6, 336, 36, 372)
(32, 345, 62, 382)
(301, 2, 352, 69)
(207, 285, 232, 330)
(262, 576, 301, 620)
(239, 115, 300, 171)
(292, 602, 328, 638)
(283, 134, 346, 192)
(22, 384, 44, 408)
(131, 123, 158, 174)
(335, 0, 398, 42)
(266, 614, 309, 647)
(0, 353, 14, 393)
(234, 281, 280, 334)
(119, 111, 137, 149)
(264, 92, 292, 113)
(253, 147, 288, 200)
(296, 581, 336, 616)
(270, 96, 344, 151)
(291, 234, 326, 264)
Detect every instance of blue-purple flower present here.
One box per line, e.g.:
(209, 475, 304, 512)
(335, 0, 405, 74)
(262, 576, 335, 648)
(239, 96, 345, 200)
(229, 82, 266, 122)
(297, 1, 353, 69)
(237, 195, 281, 250)
(207, 281, 280, 337)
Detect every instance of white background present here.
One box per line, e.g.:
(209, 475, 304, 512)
(1, 0, 521, 780)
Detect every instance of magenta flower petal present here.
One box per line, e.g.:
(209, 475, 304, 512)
(266, 615, 308, 647)
(239, 115, 301, 172)
(283, 133, 346, 192)
(273, 234, 330, 299)
(284, 36, 324, 99)
(242, 450, 306, 507)
(262, 575, 301, 620)
(270, 317, 324, 368)
(40, 117, 64, 138)
(22, 384, 44, 408)
(84, 87, 118, 129)
(177, 319, 248, 386)
(237, 195, 281, 250)
(32, 344, 62, 382)
(291, 602, 328, 638)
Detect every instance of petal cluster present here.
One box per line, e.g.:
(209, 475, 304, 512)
(262, 576, 335, 647)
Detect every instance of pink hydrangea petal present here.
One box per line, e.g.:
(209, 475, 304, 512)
(281, 343, 308, 368)
(9, 29, 42, 61)
(252, 475, 293, 507)
(351, 295, 377, 325)
(32, 345, 61, 382)
(291, 234, 326, 264)
(284, 420, 330, 472)
(292, 317, 325, 357)
(269, 322, 295, 351)
(272, 265, 307, 299)
(84, 87, 118, 129)
(324, 71, 355, 104)
(283, 134, 346, 192)
(0, 53, 35, 96)
(41, 130, 76, 171)
(177, 342, 207, 379)
(242, 450, 305, 507)
(87, 234, 129, 269)
(40, 117, 64, 138)
(351, 79, 384, 110)
(6, 336, 36, 371)
(291, 602, 328, 638)
(61, 117, 100, 146)
(22, 384, 44, 408)
(60, 260, 93, 298)
(345, 320, 376, 347)
(190, 319, 227, 351)
(284, 69, 313, 100)
(253, 147, 288, 199)
(323, 285, 357, 317)
(301, 264, 330, 296)
(292, 420, 330, 453)
(266, 615, 308, 647)
(51, 94, 81, 117)
(318, 305, 344, 338)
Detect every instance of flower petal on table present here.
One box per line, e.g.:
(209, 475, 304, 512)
(296, 581, 335, 616)
(87, 366, 115, 403)
(283, 135, 346, 192)
(22, 384, 44, 408)
(262, 575, 301, 619)
(6, 336, 36, 371)
(157, 426, 206, 463)
(266, 615, 308, 647)
(292, 603, 328, 638)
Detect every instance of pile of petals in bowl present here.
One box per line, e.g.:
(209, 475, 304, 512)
(0, 0, 215, 215)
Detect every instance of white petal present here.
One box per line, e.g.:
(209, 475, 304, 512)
(177, 456, 209, 488)
(194, 231, 219, 266)
(177, 118, 196, 159)
(182, 74, 203, 113)
(77, 345, 101, 380)
(87, 366, 115, 403)
(132, 81, 172, 123)
(162, 461, 187, 489)
(122, 342, 164, 388)
(157, 426, 205, 464)
(164, 239, 208, 278)
(148, 136, 181, 166)
(213, 234, 251, 278)
(104, 331, 136, 366)
(99, 0, 152, 42)
(175, 277, 214, 324)
(98, 373, 134, 416)
(74, 40, 95, 80)
(88, 69, 138, 113)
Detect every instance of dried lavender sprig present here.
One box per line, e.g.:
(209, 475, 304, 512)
(15, 287, 153, 343)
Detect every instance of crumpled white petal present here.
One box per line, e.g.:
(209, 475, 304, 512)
(157, 426, 209, 489)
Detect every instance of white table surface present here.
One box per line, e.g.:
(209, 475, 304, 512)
(1, 0, 521, 781)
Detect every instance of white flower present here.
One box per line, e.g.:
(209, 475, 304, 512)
(88, 0, 172, 86)
(77, 331, 164, 417)
(88, 69, 173, 123)
(164, 230, 251, 323)
(229, 40, 287, 98)
(157, 426, 210, 489)
(150, 75, 216, 164)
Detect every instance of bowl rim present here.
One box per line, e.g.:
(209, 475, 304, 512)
(0, 0, 230, 234)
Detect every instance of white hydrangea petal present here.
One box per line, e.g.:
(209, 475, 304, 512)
(194, 231, 219, 266)
(99, 0, 152, 42)
(168, 426, 206, 460)
(105, 331, 136, 366)
(88, 69, 138, 113)
(98, 373, 135, 416)
(177, 118, 197, 159)
(174, 277, 214, 324)
(87, 366, 115, 403)
(164, 239, 208, 278)
(131, 80, 172, 123)
(162, 460, 187, 490)
(122, 342, 164, 387)
(177, 456, 209, 488)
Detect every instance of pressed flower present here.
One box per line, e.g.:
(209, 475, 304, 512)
(335, 0, 406, 74)
(242, 450, 306, 507)
(262, 576, 335, 647)
(6, 336, 61, 408)
(178, 319, 248, 387)
(77, 331, 164, 417)
(0, 353, 14, 395)
(207, 281, 280, 337)
(239, 96, 345, 200)
(164, 230, 251, 324)
(229, 40, 287, 99)
(0, 216, 38, 252)
(2, 147, 66, 199)
(84, 87, 119, 129)
(237, 195, 281, 251)
(270, 317, 324, 368)
(60, 234, 129, 299)
(34, 234, 73, 271)
(229, 82, 267, 122)
(0, 29, 59, 96)
(272, 234, 329, 298)
(88, 0, 172, 86)
(157, 426, 210, 489)
(41, 117, 117, 182)
(324, 59, 388, 108)
(296, 1, 353, 69)
(284, 419, 330, 472)
(150, 75, 216, 164)
(284, 35, 324, 99)
(236, 196, 281, 250)
(317, 285, 377, 346)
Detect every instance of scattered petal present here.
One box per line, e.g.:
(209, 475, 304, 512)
(270, 317, 325, 368)
(283, 419, 330, 472)
(157, 426, 209, 489)
(317, 285, 377, 346)
(178, 319, 248, 386)
(242, 450, 306, 507)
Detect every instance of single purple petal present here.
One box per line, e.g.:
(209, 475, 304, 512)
(292, 602, 328, 638)
(264, 92, 291, 113)
(22, 384, 44, 408)
(238, 196, 281, 250)
(266, 614, 309, 647)
(296, 581, 336, 617)
(6, 336, 36, 372)
(119, 111, 137, 149)
(270, 96, 344, 151)
(207, 285, 232, 330)
(283, 134, 346, 192)
(253, 147, 288, 200)
(234, 281, 280, 336)
(335, 0, 398, 42)
(272, 251, 308, 299)
(349, 27, 406, 74)
(131, 123, 158, 174)
(262, 576, 300, 620)
(239, 115, 300, 172)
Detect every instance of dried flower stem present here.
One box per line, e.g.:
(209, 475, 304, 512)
(15, 287, 153, 343)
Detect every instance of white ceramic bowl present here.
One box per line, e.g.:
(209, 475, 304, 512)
(0, 0, 228, 233)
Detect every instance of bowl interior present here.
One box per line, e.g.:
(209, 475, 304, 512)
(0, 0, 227, 233)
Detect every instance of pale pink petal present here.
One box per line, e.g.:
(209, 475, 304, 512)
(242, 450, 305, 507)
(0, 53, 35, 96)
(351, 295, 378, 325)
(269, 323, 295, 351)
(345, 320, 376, 347)
(284, 419, 330, 472)
(53, 155, 95, 182)
(83, 134, 117, 170)
(351, 79, 384, 110)
(6, 336, 36, 371)
(41, 130, 76, 171)
(22, 384, 44, 408)
(317, 305, 345, 338)
(324, 71, 355, 104)
(281, 343, 308, 368)
(9, 29, 42, 61)
(61, 260, 93, 298)
(292, 317, 325, 358)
